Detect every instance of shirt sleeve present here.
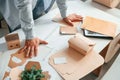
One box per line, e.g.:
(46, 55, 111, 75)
(56, 0, 67, 18)
(16, 0, 35, 40)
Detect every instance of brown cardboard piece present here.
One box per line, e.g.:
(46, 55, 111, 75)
(25, 61, 50, 80)
(81, 16, 117, 38)
(25, 61, 41, 70)
(4, 61, 50, 80)
(5, 33, 21, 50)
(93, 0, 120, 8)
(41, 71, 51, 80)
(9, 67, 22, 80)
(52, 14, 80, 27)
(2, 72, 10, 80)
(105, 33, 120, 63)
(60, 26, 78, 35)
(49, 35, 104, 80)
(49, 49, 104, 80)
(8, 51, 28, 68)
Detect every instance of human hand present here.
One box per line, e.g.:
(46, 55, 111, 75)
(18, 37, 48, 58)
(63, 13, 83, 26)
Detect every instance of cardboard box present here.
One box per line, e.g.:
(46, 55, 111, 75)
(5, 33, 20, 50)
(93, 0, 120, 8)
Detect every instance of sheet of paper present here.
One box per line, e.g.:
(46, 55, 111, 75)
(12, 56, 22, 63)
(54, 57, 67, 64)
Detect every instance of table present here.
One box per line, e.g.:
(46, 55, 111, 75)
(0, 0, 120, 80)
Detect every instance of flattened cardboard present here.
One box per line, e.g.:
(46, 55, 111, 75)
(49, 35, 104, 80)
(93, 0, 120, 8)
(49, 47, 84, 75)
(49, 35, 95, 74)
(25, 61, 50, 80)
(2, 72, 10, 80)
(25, 61, 41, 70)
(49, 49, 104, 80)
(52, 14, 80, 27)
(41, 71, 51, 80)
(60, 26, 78, 35)
(8, 51, 28, 68)
(105, 33, 120, 63)
(5, 33, 20, 50)
(9, 67, 22, 80)
(81, 16, 117, 38)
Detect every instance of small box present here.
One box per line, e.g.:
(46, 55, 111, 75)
(5, 33, 20, 50)
(93, 0, 120, 8)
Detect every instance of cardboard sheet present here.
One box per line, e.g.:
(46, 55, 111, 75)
(9, 67, 22, 80)
(25, 61, 41, 70)
(2, 72, 10, 80)
(49, 35, 104, 80)
(105, 33, 120, 63)
(49, 49, 104, 80)
(93, 0, 120, 8)
(8, 51, 28, 68)
(49, 47, 84, 75)
(60, 26, 78, 35)
(52, 14, 80, 27)
(81, 16, 117, 38)
(8, 45, 52, 68)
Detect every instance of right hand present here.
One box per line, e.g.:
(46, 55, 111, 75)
(63, 13, 83, 26)
(18, 37, 48, 58)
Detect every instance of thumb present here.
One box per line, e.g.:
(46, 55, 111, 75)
(63, 18, 73, 26)
(39, 40, 48, 44)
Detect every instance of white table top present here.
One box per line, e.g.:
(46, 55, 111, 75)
(0, 0, 120, 80)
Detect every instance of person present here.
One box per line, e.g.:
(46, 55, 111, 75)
(0, 0, 83, 58)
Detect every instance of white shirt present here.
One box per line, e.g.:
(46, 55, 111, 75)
(0, 0, 67, 39)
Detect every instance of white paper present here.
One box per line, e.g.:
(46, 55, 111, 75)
(4, 76, 10, 80)
(54, 57, 67, 64)
(12, 56, 22, 63)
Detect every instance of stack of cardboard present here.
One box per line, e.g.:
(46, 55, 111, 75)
(81, 16, 117, 38)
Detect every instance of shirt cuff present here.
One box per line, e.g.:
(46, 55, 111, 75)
(23, 28, 36, 40)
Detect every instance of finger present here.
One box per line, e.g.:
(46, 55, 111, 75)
(18, 46, 27, 54)
(34, 46, 38, 57)
(39, 40, 48, 44)
(75, 15, 83, 19)
(26, 47, 31, 58)
(65, 20, 73, 26)
(71, 18, 83, 22)
(30, 46, 34, 58)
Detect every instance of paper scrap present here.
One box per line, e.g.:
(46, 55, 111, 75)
(12, 56, 22, 63)
(54, 57, 67, 64)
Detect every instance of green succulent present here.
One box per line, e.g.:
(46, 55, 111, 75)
(21, 65, 45, 80)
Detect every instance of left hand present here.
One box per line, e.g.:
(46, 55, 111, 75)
(18, 37, 48, 58)
(63, 13, 83, 26)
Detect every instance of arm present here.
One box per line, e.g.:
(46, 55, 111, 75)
(16, 0, 48, 58)
(16, 0, 35, 39)
(56, 0, 67, 18)
(56, 0, 83, 26)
